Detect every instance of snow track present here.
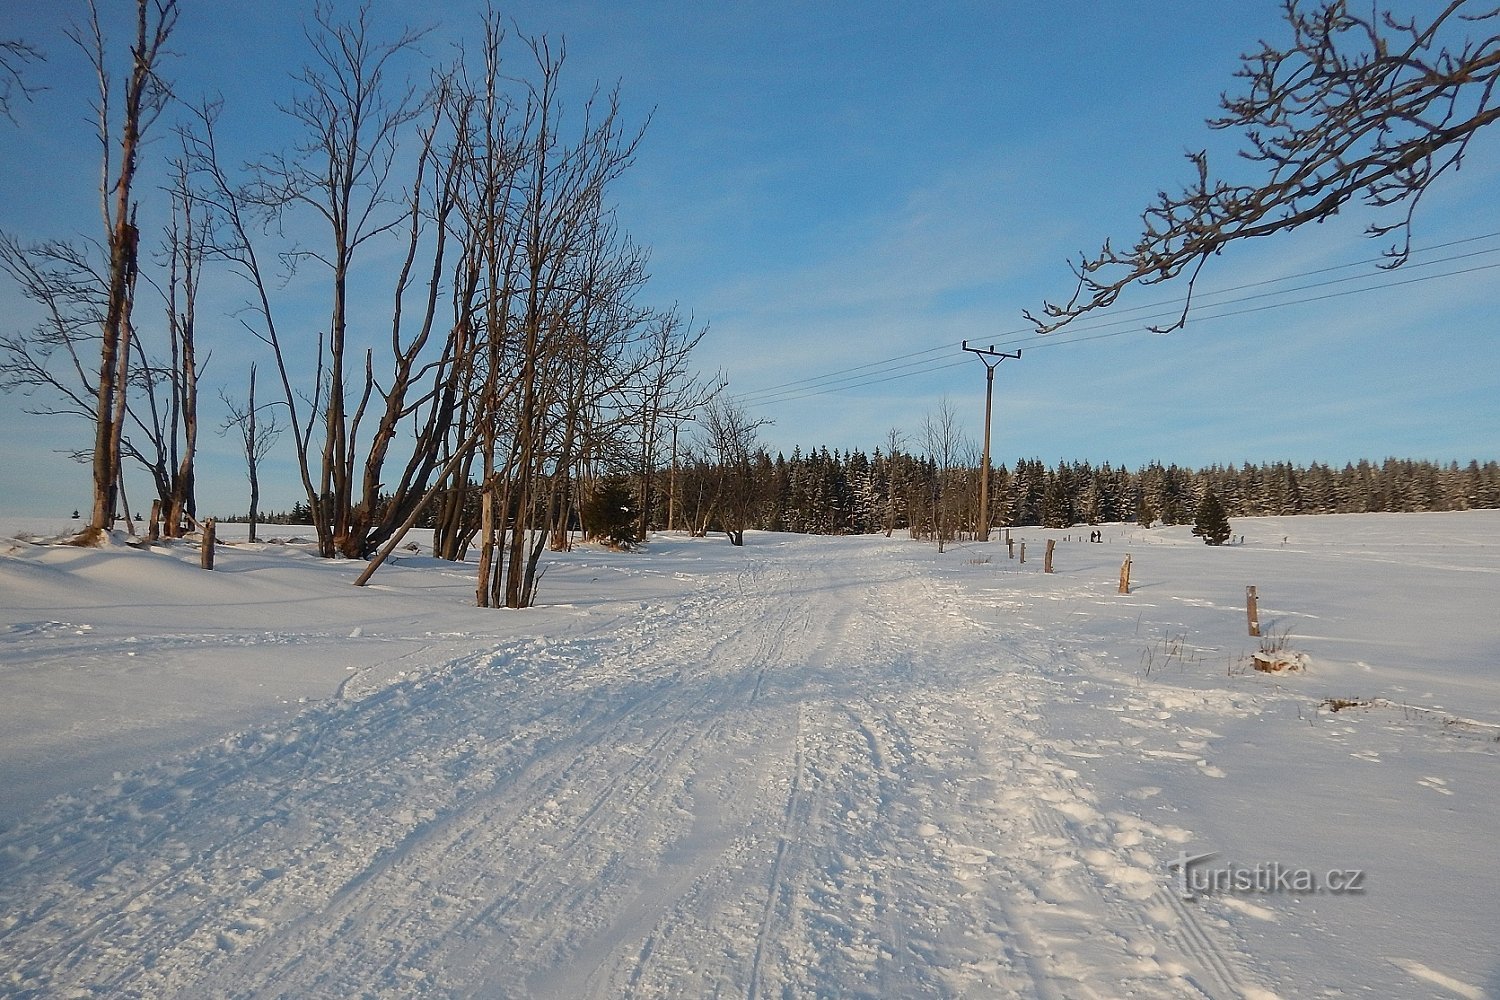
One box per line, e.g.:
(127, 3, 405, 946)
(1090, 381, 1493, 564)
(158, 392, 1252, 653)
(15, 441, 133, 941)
(0, 535, 1265, 998)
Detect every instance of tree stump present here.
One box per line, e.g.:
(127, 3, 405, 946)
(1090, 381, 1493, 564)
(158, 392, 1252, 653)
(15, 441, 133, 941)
(201, 519, 216, 571)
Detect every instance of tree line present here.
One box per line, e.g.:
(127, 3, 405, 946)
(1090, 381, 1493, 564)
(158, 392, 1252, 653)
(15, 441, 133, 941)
(230, 453, 1499, 543)
(663, 451, 1500, 541)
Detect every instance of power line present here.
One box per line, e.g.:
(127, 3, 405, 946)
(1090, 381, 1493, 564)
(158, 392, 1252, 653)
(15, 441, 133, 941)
(730, 231, 1500, 405)
(729, 233, 1500, 408)
(983, 241, 1500, 352)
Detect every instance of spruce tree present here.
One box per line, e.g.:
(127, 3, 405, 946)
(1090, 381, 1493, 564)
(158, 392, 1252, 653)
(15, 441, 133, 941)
(585, 476, 639, 549)
(1192, 488, 1232, 546)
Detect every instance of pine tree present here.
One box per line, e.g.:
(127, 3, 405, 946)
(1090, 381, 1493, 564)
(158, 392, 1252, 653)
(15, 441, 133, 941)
(1192, 488, 1232, 546)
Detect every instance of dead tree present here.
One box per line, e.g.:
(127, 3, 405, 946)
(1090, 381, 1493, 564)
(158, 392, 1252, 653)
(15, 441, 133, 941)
(1027, 0, 1500, 334)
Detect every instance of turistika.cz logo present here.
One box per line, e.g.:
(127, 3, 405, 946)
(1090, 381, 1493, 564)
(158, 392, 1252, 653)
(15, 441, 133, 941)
(1168, 851, 1367, 901)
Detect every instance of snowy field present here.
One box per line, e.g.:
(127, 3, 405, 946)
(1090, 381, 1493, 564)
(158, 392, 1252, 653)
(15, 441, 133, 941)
(1, 511, 1496, 998)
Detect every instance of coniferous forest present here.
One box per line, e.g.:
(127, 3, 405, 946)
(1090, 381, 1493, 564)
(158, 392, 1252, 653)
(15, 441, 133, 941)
(245, 454, 1500, 545)
(692, 452, 1500, 539)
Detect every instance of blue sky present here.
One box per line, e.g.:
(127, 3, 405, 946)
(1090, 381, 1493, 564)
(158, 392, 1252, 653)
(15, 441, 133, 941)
(1, 2, 1496, 516)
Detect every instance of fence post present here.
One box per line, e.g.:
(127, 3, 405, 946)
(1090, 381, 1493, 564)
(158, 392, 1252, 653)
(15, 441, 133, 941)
(201, 519, 216, 571)
(1044, 538, 1055, 573)
(1019, 541, 1026, 564)
(1118, 554, 1132, 594)
(1246, 585, 1261, 637)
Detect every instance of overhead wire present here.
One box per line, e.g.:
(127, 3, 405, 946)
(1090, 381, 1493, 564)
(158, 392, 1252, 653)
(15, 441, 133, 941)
(729, 231, 1500, 408)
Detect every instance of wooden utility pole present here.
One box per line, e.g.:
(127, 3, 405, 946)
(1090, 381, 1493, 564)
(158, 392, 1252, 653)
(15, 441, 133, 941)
(662, 412, 695, 533)
(962, 342, 1020, 543)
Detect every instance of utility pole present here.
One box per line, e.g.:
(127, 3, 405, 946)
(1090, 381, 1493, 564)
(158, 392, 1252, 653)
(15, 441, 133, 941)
(659, 377, 725, 535)
(962, 341, 1020, 542)
(661, 412, 696, 532)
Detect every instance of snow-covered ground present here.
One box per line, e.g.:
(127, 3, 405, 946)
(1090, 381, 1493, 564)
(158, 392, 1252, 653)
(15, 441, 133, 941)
(1, 511, 1496, 998)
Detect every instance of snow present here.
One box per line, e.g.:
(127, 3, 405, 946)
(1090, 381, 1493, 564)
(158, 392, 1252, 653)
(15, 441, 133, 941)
(1, 511, 1497, 998)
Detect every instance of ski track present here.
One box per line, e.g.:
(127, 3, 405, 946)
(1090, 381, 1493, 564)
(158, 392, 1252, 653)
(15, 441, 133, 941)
(0, 538, 1267, 998)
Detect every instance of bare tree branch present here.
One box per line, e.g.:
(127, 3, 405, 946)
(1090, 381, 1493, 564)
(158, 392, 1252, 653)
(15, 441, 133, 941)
(1027, 0, 1500, 334)
(0, 37, 45, 123)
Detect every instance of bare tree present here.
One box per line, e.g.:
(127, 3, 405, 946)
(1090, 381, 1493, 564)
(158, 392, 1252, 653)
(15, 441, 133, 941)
(629, 308, 708, 543)
(79, 0, 178, 540)
(128, 156, 209, 536)
(192, 7, 496, 562)
(0, 235, 109, 440)
(881, 425, 906, 537)
(243, 5, 429, 558)
(1027, 0, 1500, 334)
(1, 38, 45, 123)
(701, 396, 768, 546)
(219, 364, 286, 542)
(0, 4, 178, 540)
(922, 397, 965, 553)
(487, 37, 648, 607)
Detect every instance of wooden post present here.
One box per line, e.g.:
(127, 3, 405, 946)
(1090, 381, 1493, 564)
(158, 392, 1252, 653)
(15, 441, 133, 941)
(1007, 535, 1015, 559)
(147, 499, 161, 543)
(1019, 541, 1026, 564)
(1118, 554, 1132, 594)
(201, 519, 216, 571)
(1246, 585, 1261, 637)
(1044, 538, 1055, 573)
